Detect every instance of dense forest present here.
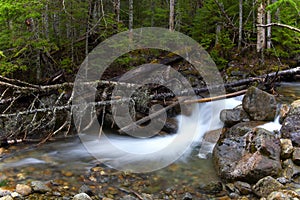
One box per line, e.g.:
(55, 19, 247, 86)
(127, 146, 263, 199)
(0, 0, 299, 83)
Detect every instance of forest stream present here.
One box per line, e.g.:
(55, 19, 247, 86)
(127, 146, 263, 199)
(0, 82, 300, 199)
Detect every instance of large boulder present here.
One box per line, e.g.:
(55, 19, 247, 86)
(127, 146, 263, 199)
(213, 124, 282, 183)
(281, 100, 300, 147)
(242, 87, 277, 121)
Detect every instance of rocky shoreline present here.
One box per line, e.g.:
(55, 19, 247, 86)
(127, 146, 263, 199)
(1, 86, 300, 199)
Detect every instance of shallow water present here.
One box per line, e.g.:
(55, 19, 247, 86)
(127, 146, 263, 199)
(0, 82, 299, 197)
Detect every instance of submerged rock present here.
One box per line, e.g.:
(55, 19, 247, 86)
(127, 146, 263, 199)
(281, 100, 300, 147)
(242, 86, 277, 121)
(213, 126, 281, 183)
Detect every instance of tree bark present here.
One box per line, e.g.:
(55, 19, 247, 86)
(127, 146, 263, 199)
(169, 0, 175, 31)
(266, 0, 272, 49)
(238, 0, 243, 49)
(257, 23, 300, 33)
(257, 1, 266, 53)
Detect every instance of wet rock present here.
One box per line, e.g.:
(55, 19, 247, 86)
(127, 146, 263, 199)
(73, 193, 92, 200)
(292, 147, 300, 165)
(0, 189, 11, 197)
(79, 185, 94, 196)
(0, 196, 13, 200)
(198, 181, 223, 194)
(267, 190, 300, 200)
(282, 159, 300, 180)
(16, 184, 32, 196)
(234, 181, 252, 195)
(162, 118, 178, 133)
(31, 181, 51, 193)
(223, 121, 265, 138)
(10, 192, 20, 198)
(252, 176, 284, 197)
(279, 104, 290, 124)
(281, 100, 300, 147)
(242, 86, 277, 121)
(220, 105, 250, 127)
(280, 139, 294, 159)
(213, 127, 281, 183)
(182, 192, 193, 200)
(141, 193, 153, 200)
(120, 195, 138, 200)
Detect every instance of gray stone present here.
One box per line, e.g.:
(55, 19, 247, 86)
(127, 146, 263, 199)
(234, 181, 252, 195)
(280, 139, 294, 159)
(31, 181, 51, 193)
(73, 193, 92, 200)
(292, 147, 300, 165)
(220, 105, 250, 127)
(182, 192, 192, 200)
(15, 184, 32, 196)
(0, 189, 11, 197)
(281, 100, 300, 147)
(213, 127, 282, 183)
(120, 195, 138, 200)
(242, 86, 277, 121)
(252, 176, 284, 197)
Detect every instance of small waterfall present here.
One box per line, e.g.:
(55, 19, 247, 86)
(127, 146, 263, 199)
(80, 96, 243, 172)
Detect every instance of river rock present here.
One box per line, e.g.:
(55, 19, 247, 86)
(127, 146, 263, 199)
(120, 195, 138, 200)
(0, 189, 11, 197)
(234, 181, 252, 195)
(267, 190, 300, 200)
(15, 184, 32, 196)
(213, 127, 281, 183)
(279, 104, 290, 124)
(242, 87, 277, 121)
(31, 181, 51, 193)
(292, 147, 300, 165)
(282, 159, 300, 180)
(224, 121, 265, 138)
(0, 196, 13, 200)
(198, 181, 223, 194)
(220, 105, 250, 127)
(281, 100, 300, 147)
(252, 176, 284, 197)
(73, 193, 92, 200)
(280, 139, 294, 159)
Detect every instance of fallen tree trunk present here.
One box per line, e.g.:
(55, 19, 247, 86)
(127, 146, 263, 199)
(0, 66, 299, 144)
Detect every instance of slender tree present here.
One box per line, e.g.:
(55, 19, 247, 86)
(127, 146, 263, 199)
(238, 0, 243, 49)
(169, 0, 175, 31)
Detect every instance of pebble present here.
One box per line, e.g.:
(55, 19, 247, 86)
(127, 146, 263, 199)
(0, 196, 13, 200)
(15, 184, 32, 196)
(31, 181, 51, 193)
(73, 192, 92, 200)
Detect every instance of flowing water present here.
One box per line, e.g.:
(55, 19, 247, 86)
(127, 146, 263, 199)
(0, 82, 299, 197)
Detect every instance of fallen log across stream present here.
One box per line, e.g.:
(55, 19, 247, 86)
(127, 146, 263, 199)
(0, 66, 299, 144)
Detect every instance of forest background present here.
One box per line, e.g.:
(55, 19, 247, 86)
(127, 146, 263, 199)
(0, 0, 299, 83)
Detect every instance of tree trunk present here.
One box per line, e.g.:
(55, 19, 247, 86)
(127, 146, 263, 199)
(114, 0, 120, 23)
(266, 0, 272, 49)
(169, 0, 175, 31)
(257, 1, 266, 53)
(129, 0, 133, 32)
(238, 0, 243, 49)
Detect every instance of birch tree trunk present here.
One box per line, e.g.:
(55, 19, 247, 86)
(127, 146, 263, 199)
(266, 0, 272, 49)
(257, 1, 266, 53)
(169, 0, 175, 31)
(238, 0, 243, 49)
(114, 0, 120, 23)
